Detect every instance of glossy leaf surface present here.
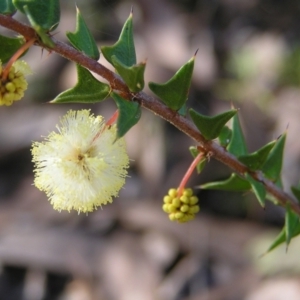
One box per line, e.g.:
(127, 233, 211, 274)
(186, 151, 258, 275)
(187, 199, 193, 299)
(190, 108, 237, 140)
(262, 133, 286, 182)
(66, 6, 99, 60)
(101, 11, 136, 67)
(0, 0, 16, 14)
(245, 173, 266, 207)
(200, 173, 251, 191)
(111, 92, 141, 139)
(149, 55, 195, 111)
(112, 56, 145, 92)
(51, 65, 110, 103)
(13, 0, 60, 31)
(227, 113, 247, 156)
(0, 35, 25, 63)
(238, 140, 276, 171)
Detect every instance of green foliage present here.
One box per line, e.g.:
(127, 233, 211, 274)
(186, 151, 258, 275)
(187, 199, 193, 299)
(227, 113, 247, 156)
(51, 64, 110, 104)
(111, 92, 141, 139)
(101, 11, 136, 67)
(189, 146, 206, 173)
(112, 56, 146, 92)
(262, 133, 286, 182)
(13, 0, 60, 31)
(0, 0, 16, 14)
(238, 140, 276, 171)
(148, 54, 195, 111)
(0, 35, 25, 63)
(285, 205, 300, 246)
(245, 173, 266, 207)
(189, 108, 237, 141)
(218, 126, 232, 147)
(200, 173, 251, 191)
(66, 6, 100, 60)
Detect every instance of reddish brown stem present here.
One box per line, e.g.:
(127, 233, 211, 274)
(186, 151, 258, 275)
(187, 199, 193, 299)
(1, 15, 300, 216)
(2, 37, 35, 81)
(177, 152, 204, 197)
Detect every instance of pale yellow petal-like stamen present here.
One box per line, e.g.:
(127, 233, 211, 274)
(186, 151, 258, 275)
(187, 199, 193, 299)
(31, 110, 130, 213)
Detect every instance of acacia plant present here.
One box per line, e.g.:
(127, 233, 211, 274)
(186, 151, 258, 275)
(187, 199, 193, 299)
(1, 0, 300, 252)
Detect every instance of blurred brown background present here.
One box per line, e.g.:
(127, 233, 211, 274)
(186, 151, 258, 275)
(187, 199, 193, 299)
(1, 0, 300, 299)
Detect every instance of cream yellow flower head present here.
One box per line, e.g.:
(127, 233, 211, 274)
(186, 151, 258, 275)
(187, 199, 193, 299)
(0, 60, 32, 106)
(31, 110, 130, 213)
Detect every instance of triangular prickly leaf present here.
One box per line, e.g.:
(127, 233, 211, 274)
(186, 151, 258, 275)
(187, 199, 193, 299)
(111, 92, 141, 139)
(148, 54, 195, 111)
(51, 64, 110, 103)
(218, 126, 232, 147)
(0, 0, 16, 14)
(262, 132, 286, 181)
(189, 108, 237, 140)
(238, 140, 276, 171)
(266, 223, 300, 253)
(13, 0, 60, 31)
(189, 146, 206, 173)
(265, 227, 285, 253)
(291, 186, 300, 203)
(227, 113, 247, 156)
(112, 56, 145, 92)
(0, 35, 25, 63)
(66, 6, 99, 60)
(245, 173, 266, 207)
(101, 11, 136, 67)
(200, 173, 251, 191)
(285, 204, 300, 247)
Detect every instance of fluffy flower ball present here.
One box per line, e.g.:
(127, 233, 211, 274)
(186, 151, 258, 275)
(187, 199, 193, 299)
(31, 110, 130, 213)
(0, 60, 31, 106)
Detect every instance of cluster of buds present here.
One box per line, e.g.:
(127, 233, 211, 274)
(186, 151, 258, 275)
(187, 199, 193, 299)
(163, 188, 200, 223)
(0, 61, 30, 106)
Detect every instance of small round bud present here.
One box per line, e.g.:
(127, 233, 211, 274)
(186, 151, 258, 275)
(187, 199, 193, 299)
(180, 204, 189, 213)
(163, 195, 172, 204)
(172, 198, 181, 208)
(190, 196, 199, 205)
(168, 188, 177, 198)
(180, 195, 189, 204)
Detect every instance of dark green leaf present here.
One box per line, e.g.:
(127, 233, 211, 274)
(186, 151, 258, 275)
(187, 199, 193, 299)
(101, 11, 136, 67)
(21, 5, 55, 47)
(238, 140, 276, 171)
(245, 173, 266, 207)
(0, 35, 25, 63)
(218, 126, 232, 147)
(285, 204, 299, 247)
(291, 186, 300, 203)
(189, 108, 237, 140)
(148, 54, 195, 111)
(51, 64, 110, 103)
(265, 227, 285, 253)
(189, 146, 206, 173)
(0, 0, 16, 14)
(227, 112, 247, 156)
(111, 92, 141, 139)
(262, 132, 286, 181)
(200, 173, 251, 191)
(66, 6, 99, 60)
(13, 0, 60, 31)
(112, 56, 145, 92)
